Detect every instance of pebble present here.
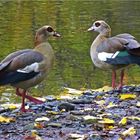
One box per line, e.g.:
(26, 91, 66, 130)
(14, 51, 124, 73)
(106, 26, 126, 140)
(46, 122, 62, 127)
(0, 85, 140, 140)
(68, 99, 92, 104)
(57, 102, 75, 111)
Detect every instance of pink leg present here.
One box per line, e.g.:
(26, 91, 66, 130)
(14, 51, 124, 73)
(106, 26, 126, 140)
(118, 70, 124, 89)
(112, 70, 116, 89)
(16, 88, 44, 104)
(20, 90, 27, 112)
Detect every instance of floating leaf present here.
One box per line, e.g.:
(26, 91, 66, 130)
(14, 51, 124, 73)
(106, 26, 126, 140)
(120, 94, 136, 100)
(35, 117, 49, 122)
(0, 116, 15, 123)
(98, 118, 115, 124)
(119, 117, 127, 125)
(122, 127, 136, 136)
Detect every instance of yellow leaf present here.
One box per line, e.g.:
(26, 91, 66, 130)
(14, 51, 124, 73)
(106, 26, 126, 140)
(106, 102, 117, 108)
(95, 100, 105, 106)
(108, 125, 115, 130)
(120, 94, 136, 100)
(128, 116, 140, 121)
(46, 111, 59, 115)
(34, 122, 44, 129)
(93, 86, 113, 92)
(98, 118, 115, 124)
(31, 130, 42, 140)
(122, 127, 136, 136)
(119, 117, 127, 125)
(0, 116, 15, 123)
(64, 87, 83, 95)
(1, 103, 20, 109)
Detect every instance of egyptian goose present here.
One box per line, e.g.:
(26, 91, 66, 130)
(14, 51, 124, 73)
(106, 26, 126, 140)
(88, 20, 140, 89)
(0, 25, 60, 112)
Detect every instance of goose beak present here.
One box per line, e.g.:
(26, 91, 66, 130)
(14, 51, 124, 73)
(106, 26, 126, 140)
(53, 32, 61, 37)
(87, 26, 94, 31)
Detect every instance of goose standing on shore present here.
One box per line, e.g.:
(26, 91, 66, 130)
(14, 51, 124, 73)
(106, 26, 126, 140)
(0, 26, 60, 112)
(88, 20, 140, 89)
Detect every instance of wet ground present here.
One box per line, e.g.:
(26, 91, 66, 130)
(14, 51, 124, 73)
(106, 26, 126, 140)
(0, 85, 140, 140)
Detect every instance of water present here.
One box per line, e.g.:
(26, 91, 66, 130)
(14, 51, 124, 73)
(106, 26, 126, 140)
(0, 0, 140, 101)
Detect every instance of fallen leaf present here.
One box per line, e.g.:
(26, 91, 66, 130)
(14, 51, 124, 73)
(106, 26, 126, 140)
(64, 87, 83, 95)
(98, 118, 115, 124)
(104, 124, 115, 130)
(122, 127, 136, 136)
(83, 115, 99, 124)
(106, 102, 117, 108)
(136, 102, 140, 107)
(1, 103, 20, 109)
(119, 117, 127, 125)
(128, 116, 140, 121)
(120, 94, 136, 100)
(34, 122, 44, 129)
(46, 111, 59, 115)
(95, 100, 105, 106)
(93, 86, 113, 92)
(0, 115, 15, 123)
(31, 130, 42, 140)
(35, 117, 49, 122)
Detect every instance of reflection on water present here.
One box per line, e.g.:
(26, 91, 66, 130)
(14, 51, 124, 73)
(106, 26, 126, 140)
(0, 1, 140, 101)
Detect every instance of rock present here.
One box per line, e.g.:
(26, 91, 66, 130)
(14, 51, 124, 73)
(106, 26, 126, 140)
(67, 133, 88, 140)
(83, 115, 98, 124)
(67, 114, 82, 121)
(24, 123, 34, 131)
(89, 134, 103, 140)
(58, 102, 75, 111)
(82, 90, 93, 96)
(46, 122, 62, 127)
(45, 95, 56, 101)
(68, 99, 92, 104)
(70, 110, 86, 115)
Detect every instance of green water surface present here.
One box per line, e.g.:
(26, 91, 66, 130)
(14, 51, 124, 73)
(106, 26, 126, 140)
(0, 0, 140, 102)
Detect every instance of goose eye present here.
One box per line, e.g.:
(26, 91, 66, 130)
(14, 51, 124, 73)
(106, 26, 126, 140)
(95, 22, 101, 27)
(47, 27, 53, 32)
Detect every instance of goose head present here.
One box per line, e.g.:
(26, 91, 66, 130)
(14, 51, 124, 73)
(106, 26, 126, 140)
(35, 25, 61, 46)
(88, 20, 111, 37)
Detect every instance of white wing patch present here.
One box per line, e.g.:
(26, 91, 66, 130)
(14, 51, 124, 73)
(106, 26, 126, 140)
(98, 51, 120, 61)
(17, 62, 39, 73)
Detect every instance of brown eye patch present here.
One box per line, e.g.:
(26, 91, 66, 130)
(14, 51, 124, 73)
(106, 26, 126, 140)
(95, 22, 101, 27)
(47, 27, 53, 32)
